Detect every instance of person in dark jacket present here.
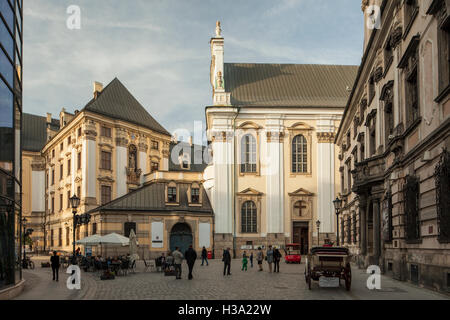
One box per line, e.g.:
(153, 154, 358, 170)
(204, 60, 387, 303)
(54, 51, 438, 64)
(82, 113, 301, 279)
(222, 248, 232, 276)
(50, 251, 60, 281)
(273, 248, 282, 273)
(184, 245, 198, 280)
(201, 246, 209, 266)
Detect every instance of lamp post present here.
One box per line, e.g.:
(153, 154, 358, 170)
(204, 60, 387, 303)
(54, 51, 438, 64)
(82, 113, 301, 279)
(316, 220, 321, 246)
(22, 217, 27, 268)
(69, 194, 80, 264)
(333, 197, 343, 247)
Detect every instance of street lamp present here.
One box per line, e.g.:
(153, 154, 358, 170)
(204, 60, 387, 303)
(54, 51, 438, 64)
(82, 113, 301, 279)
(70, 194, 81, 264)
(22, 217, 27, 268)
(333, 197, 343, 247)
(316, 220, 321, 246)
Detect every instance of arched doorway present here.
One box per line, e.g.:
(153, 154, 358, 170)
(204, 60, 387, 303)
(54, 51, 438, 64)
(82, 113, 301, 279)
(170, 223, 193, 254)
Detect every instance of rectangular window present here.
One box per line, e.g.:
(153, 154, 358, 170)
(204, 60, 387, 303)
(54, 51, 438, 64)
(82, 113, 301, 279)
(151, 141, 159, 150)
(100, 151, 111, 170)
(60, 142, 64, 152)
(66, 227, 70, 246)
(405, 176, 420, 241)
(124, 222, 136, 238)
(67, 159, 71, 176)
(77, 152, 81, 170)
(52, 149, 55, 159)
(101, 126, 111, 138)
(191, 188, 200, 203)
(67, 191, 71, 209)
(51, 229, 54, 247)
(51, 196, 55, 213)
(437, 22, 450, 94)
(77, 186, 81, 199)
(68, 136, 71, 145)
(58, 228, 62, 247)
(60, 163, 63, 180)
(101, 185, 111, 205)
(46, 170, 49, 188)
(92, 223, 97, 235)
(406, 68, 419, 125)
(346, 160, 352, 193)
(78, 127, 82, 137)
(168, 187, 177, 203)
(51, 169, 55, 185)
(59, 194, 63, 211)
(404, 0, 419, 31)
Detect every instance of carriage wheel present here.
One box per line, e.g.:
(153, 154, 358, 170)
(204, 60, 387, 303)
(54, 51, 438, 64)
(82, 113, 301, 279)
(345, 263, 352, 291)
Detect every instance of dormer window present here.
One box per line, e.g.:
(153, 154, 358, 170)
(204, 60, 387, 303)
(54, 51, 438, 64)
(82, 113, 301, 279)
(168, 186, 177, 203)
(179, 153, 190, 170)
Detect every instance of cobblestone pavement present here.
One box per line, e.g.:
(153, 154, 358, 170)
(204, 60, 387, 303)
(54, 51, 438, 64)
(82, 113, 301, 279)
(15, 258, 450, 300)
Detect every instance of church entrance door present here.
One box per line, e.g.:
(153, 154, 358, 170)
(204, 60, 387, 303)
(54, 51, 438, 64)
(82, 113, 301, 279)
(292, 222, 309, 255)
(170, 223, 193, 254)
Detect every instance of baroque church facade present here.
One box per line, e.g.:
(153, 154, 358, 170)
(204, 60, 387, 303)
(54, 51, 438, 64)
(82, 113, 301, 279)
(22, 78, 213, 258)
(203, 22, 358, 257)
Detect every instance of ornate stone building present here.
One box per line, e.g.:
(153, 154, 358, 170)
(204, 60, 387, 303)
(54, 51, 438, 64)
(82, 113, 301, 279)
(203, 22, 358, 257)
(23, 78, 174, 253)
(336, 0, 450, 293)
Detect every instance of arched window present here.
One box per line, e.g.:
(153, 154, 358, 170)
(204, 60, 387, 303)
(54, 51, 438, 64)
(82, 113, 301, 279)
(241, 201, 257, 233)
(241, 134, 257, 173)
(292, 135, 308, 173)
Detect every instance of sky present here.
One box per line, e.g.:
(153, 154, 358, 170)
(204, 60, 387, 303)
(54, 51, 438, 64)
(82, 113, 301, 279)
(23, 0, 364, 144)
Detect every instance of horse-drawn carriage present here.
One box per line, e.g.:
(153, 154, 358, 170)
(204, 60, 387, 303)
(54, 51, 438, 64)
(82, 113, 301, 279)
(304, 247, 352, 291)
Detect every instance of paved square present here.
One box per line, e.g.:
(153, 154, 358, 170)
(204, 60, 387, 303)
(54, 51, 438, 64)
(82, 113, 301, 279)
(15, 258, 450, 300)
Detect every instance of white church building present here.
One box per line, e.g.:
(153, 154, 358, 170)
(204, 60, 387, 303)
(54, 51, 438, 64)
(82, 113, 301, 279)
(203, 22, 358, 257)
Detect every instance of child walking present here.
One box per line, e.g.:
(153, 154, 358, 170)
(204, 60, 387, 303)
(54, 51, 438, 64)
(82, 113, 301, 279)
(242, 252, 248, 271)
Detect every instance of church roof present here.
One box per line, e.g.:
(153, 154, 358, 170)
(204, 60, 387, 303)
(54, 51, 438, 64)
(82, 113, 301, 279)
(82, 78, 170, 136)
(87, 182, 213, 215)
(224, 63, 358, 108)
(23, 113, 60, 152)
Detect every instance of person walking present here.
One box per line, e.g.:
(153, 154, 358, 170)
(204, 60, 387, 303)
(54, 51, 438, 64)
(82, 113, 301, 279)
(185, 245, 197, 280)
(222, 248, 232, 276)
(266, 245, 274, 273)
(50, 251, 60, 281)
(250, 251, 254, 268)
(201, 246, 209, 266)
(256, 247, 264, 271)
(172, 247, 184, 280)
(273, 247, 282, 273)
(242, 252, 248, 271)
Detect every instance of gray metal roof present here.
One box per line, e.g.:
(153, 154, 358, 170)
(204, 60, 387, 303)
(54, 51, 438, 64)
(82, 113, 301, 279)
(23, 113, 60, 152)
(168, 142, 209, 173)
(224, 63, 358, 107)
(88, 182, 213, 215)
(83, 78, 171, 136)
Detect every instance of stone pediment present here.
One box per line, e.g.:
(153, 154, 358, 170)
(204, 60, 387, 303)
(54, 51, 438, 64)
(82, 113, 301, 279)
(288, 188, 315, 197)
(237, 188, 264, 196)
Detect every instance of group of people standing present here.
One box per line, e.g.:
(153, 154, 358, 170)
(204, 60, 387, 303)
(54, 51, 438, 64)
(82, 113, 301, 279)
(165, 245, 283, 280)
(241, 246, 282, 273)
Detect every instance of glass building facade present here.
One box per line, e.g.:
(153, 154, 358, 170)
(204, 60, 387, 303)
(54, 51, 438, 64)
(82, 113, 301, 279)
(0, 0, 22, 290)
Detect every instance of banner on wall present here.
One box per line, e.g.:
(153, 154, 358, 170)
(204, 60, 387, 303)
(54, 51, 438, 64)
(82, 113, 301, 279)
(199, 223, 211, 248)
(151, 221, 164, 248)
